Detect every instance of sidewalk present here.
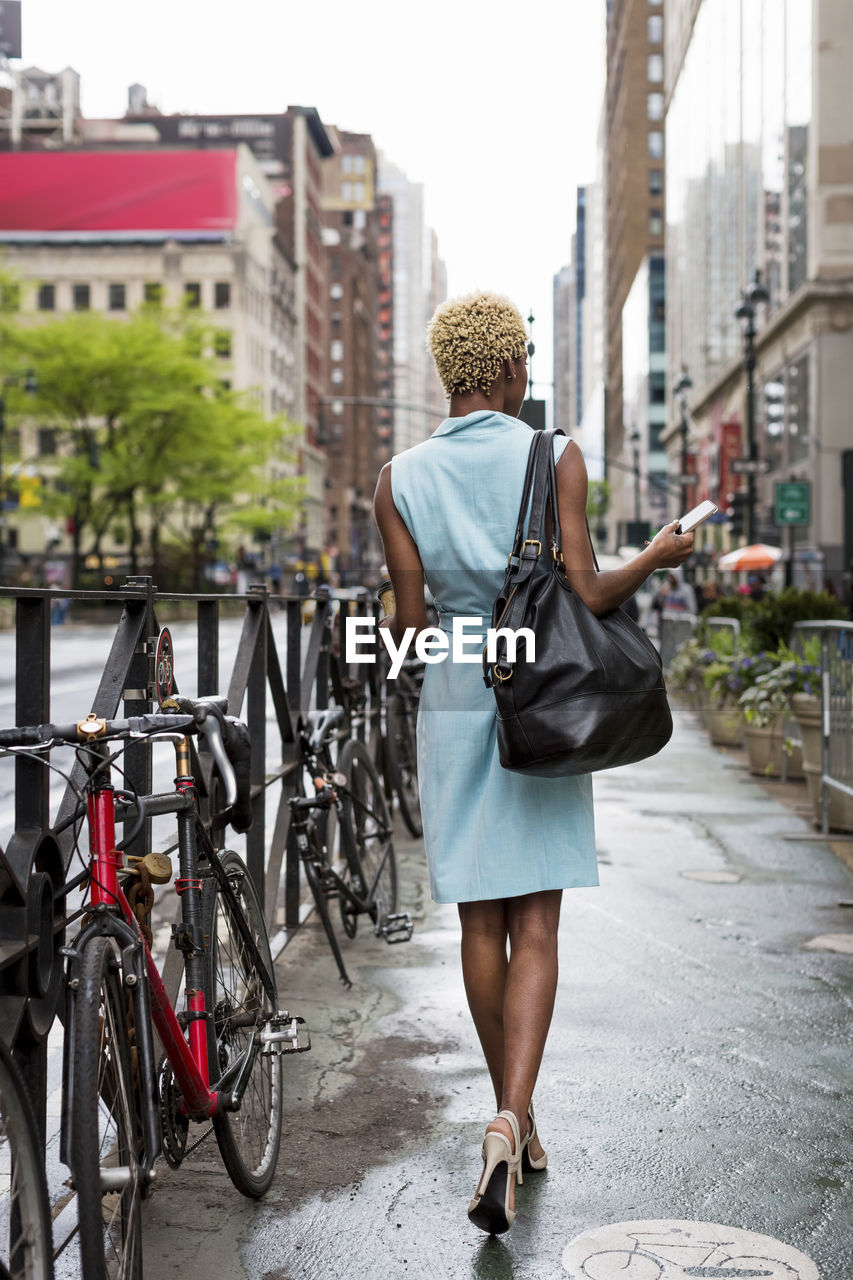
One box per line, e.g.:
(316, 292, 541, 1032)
(141, 705, 852, 1279)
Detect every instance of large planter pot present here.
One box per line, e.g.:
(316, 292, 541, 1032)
(791, 693, 853, 831)
(743, 713, 804, 780)
(705, 700, 744, 747)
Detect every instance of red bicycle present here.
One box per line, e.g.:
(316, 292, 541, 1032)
(0, 697, 309, 1280)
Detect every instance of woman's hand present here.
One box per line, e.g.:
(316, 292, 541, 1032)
(378, 614, 394, 630)
(647, 521, 694, 568)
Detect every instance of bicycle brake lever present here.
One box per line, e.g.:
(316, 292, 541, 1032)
(200, 715, 237, 806)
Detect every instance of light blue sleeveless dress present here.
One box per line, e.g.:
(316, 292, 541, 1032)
(390, 410, 598, 904)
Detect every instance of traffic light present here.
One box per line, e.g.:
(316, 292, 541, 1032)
(726, 490, 747, 539)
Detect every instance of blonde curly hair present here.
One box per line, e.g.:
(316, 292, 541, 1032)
(426, 290, 528, 397)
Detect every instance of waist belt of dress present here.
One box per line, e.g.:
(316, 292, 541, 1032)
(435, 611, 489, 637)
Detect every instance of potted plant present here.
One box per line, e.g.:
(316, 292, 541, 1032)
(737, 651, 805, 779)
(702, 655, 745, 747)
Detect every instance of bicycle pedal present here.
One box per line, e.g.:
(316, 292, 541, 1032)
(260, 1012, 311, 1055)
(381, 912, 413, 943)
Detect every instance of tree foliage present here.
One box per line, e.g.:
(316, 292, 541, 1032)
(1, 286, 302, 587)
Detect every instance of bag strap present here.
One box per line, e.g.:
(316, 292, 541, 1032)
(540, 429, 601, 572)
(508, 429, 547, 565)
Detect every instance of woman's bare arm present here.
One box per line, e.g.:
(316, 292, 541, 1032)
(554, 440, 693, 617)
(372, 462, 429, 646)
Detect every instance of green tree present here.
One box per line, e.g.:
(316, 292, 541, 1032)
(3, 299, 303, 587)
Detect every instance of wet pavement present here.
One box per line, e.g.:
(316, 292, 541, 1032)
(141, 704, 853, 1279)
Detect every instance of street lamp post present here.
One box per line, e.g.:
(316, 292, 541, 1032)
(674, 367, 693, 515)
(0, 370, 37, 583)
(735, 269, 769, 544)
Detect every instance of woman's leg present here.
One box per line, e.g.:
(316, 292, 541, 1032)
(481, 890, 562, 1210)
(497, 889, 562, 1142)
(458, 898, 509, 1108)
(460, 891, 561, 1169)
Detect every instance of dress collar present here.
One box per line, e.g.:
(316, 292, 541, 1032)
(430, 410, 529, 438)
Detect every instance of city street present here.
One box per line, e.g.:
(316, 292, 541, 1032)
(135, 704, 853, 1280)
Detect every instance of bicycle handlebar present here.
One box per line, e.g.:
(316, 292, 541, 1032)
(0, 696, 254, 833)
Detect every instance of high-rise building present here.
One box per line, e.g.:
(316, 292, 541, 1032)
(665, 0, 853, 584)
(377, 155, 445, 453)
(94, 104, 335, 559)
(604, 0, 667, 541)
(580, 177, 606, 482)
(320, 128, 383, 578)
(425, 227, 448, 422)
(552, 262, 575, 435)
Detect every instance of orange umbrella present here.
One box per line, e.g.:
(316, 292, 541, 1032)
(718, 543, 783, 572)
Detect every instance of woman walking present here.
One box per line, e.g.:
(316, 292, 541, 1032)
(372, 291, 693, 1235)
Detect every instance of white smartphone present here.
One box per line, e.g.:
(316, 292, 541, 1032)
(677, 499, 718, 534)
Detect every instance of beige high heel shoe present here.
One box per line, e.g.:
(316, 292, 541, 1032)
(521, 1100, 548, 1173)
(467, 1109, 522, 1235)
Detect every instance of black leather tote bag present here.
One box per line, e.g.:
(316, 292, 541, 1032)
(482, 428, 672, 777)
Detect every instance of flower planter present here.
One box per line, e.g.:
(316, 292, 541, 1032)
(743, 713, 804, 779)
(705, 701, 744, 747)
(790, 693, 853, 831)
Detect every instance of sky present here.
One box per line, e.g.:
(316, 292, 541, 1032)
(15, 0, 606, 405)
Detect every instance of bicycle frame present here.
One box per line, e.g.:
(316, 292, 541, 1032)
(60, 740, 276, 1185)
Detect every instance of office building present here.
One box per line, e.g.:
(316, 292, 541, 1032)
(664, 0, 853, 582)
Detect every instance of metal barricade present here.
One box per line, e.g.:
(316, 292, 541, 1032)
(791, 620, 853, 831)
(658, 611, 697, 669)
(703, 615, 741, 653)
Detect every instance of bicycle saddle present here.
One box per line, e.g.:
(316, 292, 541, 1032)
(302, 706, 345, 750)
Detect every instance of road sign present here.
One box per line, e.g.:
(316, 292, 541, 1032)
(731, 457, 770, 475)
(673, 473, 698, 486)
(775, 480, 811, 526)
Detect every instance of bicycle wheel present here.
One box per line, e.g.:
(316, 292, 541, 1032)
(385, 683, 422, 838)
(202, 851, 282, 1199)
(69, 935, 142, 1280)
(338, 738, 399, 921)
(0, 1040, 53, 1280)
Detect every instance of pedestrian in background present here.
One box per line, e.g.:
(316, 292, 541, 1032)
(373, 290, 693, 1235)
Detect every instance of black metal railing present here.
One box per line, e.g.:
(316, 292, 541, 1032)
(0, 577, 386, 1143)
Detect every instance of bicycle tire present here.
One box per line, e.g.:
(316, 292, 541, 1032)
(202, 851, 282, 1199)
(338, 738, 399, 920)
(69, 935, 143, 1280)
(385, 685, 422, 838)
(0, 1039, 53, 1280)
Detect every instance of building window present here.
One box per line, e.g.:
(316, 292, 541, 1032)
(649, 168, 664, 196)
(38, 428, 56, 456)
(647, 92, 664, 121)
(330, 254, 341, 279)
(144, 282, 163, 305)
(648, 53, 663, 82)
(184, 281, 201, 308)
(649, 210, 664, 236)
(332, 399, 344, 415)
(330, 339, 343, 362)
(353, 182, 365, 202)
(108, 283, 126, 311)
(354, 155, 365, 175)
(331, 368, 344, 385)
(648, 130, 664, 158)
(648, 14, 663, 43)
(330, 283, 344, 300)
(331, 312, 342, 331)
(342, 154, 353, 174)
(214, 281, 231, 309)
(37, 283, 55, 311)
(214, 330, 232, 359)
(72, 284, 90, 311)
(341, 182, 353, 201)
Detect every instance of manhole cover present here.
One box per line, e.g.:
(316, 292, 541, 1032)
(681, 871, 742, 884)
(562, 1219, 818, 1279)
(803, 933, 853, 954)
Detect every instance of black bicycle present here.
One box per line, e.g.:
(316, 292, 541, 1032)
(382, 657, 424, 838)
(290, 707, 413, 987)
